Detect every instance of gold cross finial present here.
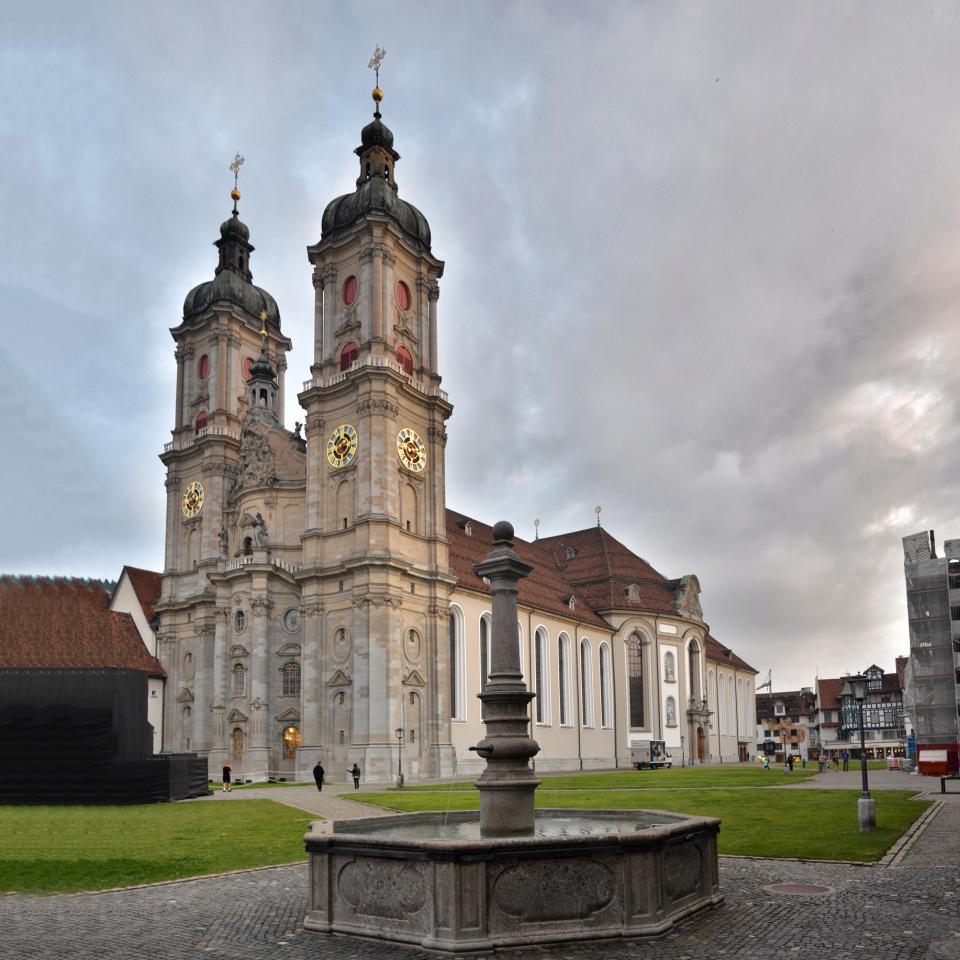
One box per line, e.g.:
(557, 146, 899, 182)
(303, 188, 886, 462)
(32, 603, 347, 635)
(259, 310, 268, 339)
(229, 151, 245, 211)
(369, 45, 385, 105)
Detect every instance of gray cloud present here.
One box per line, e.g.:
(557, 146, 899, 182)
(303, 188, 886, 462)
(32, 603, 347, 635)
(3, 1, 960, 688)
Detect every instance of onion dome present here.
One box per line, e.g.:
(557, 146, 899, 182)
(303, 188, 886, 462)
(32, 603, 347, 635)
(320, 89, 432, 250)
(182, 192, 281, 327)
(247, 327, 277, 382)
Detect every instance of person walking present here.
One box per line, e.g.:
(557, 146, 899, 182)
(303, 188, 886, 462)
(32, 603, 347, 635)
(762, 755, 770, 771)
(787, 754, 795, 773)
(350, 763, 361, 790)
(312, 760, 325, 793)
(842, 750, 849, 772)
(222, 763, 232, 793)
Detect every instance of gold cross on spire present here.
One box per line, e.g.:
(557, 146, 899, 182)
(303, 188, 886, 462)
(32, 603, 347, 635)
(259, 310, 268, 339)
(229, 151, 245, 210)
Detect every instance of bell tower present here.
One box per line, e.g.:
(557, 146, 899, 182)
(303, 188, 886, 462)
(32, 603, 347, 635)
(298, 67, 456, 780)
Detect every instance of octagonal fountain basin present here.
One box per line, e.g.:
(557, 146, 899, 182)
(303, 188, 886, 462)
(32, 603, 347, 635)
(304, 808, 723, 952)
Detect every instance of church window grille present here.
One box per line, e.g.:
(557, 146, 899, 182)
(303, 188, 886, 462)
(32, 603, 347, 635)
(282, 662, 301, 697)
(449, 608, 465, 720)
(232, 663, 246, 696)
(580, 638, 594, 726)
(197, 354, 209, 380)
(558, 633, 571, 725)
(282, 725, 300, 759)
(195, 410, 208, 432)
(396, 346, 414, 376)
(235, 610, 246, 633)
(534, 628, 550, 724)
(340, 341, 359, 371)
(231, 727, 245, 762)
(599, 642, 613, 728)
(479, 615, 491, 690)
(688, 640, 701, 700)
(664, 650, 676, 682)
(627, 634, 645, 728)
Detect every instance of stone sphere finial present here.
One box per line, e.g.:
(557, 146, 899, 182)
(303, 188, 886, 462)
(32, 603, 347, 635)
(492, 520, 514, 544)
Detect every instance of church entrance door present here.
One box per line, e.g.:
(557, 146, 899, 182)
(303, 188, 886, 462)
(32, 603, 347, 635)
(696, 726, 705, 762)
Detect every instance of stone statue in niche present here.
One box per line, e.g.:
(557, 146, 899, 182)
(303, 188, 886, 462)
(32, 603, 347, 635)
(218, 526, 229, 557)
(665, 697, 677, 726)
(240, 512, 269, 548)
(664, 651, 676, 682)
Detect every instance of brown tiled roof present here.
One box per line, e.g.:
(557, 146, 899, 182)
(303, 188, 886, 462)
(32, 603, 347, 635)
(446, 512, 608, 628)
(122, 566, 162, 623)
(755, 689, 817, 720)
(0, 576, 165, 677)
(817, 676, 844, 708)
(536, 526, 677, 614)
(704, 634, 758, 674)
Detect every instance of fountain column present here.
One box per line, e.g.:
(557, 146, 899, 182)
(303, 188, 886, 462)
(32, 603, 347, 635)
(472, 521, 540, 836)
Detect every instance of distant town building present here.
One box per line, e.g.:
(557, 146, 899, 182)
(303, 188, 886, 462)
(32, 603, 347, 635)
(816, 664, 906, 761)
(755, 687, 817, 761)
(902, 530, 960, 775)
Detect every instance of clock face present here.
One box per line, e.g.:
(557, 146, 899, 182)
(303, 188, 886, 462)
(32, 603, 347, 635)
(327, 424, 359, 469)
(181, 481, 204, 518)
(397, 428, 426, 472)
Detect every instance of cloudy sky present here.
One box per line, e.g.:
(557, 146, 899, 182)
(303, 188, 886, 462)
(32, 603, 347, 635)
(3, 1, 959, 690)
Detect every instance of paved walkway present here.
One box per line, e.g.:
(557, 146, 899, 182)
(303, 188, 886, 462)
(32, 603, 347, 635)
(3, 774, 958, 959)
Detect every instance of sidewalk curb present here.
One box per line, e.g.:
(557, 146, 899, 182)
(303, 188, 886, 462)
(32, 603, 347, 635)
(880, 799, 944, 867)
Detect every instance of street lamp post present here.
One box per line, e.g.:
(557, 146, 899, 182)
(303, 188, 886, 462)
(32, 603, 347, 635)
(841, 675, 874, 831)
(680, 735, 685, 768)
(395, 727, 405, 789)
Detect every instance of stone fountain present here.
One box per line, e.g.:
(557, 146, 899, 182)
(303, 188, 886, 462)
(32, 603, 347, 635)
(303, 522, 723, 951)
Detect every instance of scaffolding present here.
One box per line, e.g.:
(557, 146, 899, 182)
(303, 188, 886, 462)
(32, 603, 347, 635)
(902, 531, 960, 772)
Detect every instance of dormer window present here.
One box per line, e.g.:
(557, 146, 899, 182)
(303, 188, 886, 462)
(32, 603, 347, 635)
(568, 596, 576, 611)
(774, 703, 785, 716)
(464, 521, 473, 537)
(565, 547, 577, 560)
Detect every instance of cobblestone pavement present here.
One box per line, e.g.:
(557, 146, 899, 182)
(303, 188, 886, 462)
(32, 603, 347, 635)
(203, 781, 377, 820)
(3, 790, 958, 960)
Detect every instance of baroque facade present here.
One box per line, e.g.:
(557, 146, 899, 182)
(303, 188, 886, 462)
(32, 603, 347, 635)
(156, 90, 756, 782)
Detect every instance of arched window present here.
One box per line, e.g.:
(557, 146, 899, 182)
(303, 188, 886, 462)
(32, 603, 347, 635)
(665, 696, 677, 726)
(479, 614, 491, 691)
(182, 705, 192, 751)
(396, 345, 413, 376)
(664, 650, 676, 682)
(231, 726, 245, 762)
(717, 672, 725, 734)
(449, 607, 465, 720)
(194, 410, 208, 433)
(234, 610, 246, 633)
(707, 668, 716, 723)
(232, 662, 246, 696)
(688, 640, 701, 700)
(627, 633, 645, 728)
(599, 642, 612, 728)
(282, 725, 301, 759)
(534, 628, 550, 724)
(727, 674, 735, 733)
(340, 341, 359, 371)
(558, 633, 571, 725)
(197, 354, 209, 380)
(282, 661, 301, 697)
(580, 638, 594, 727)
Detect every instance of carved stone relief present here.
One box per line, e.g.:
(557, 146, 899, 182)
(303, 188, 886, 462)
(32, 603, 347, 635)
(491, 859, 617, 922)
(338, 859, 426, 918)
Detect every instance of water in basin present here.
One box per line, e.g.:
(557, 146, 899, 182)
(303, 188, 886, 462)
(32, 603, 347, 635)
(337, 811, 678, 841)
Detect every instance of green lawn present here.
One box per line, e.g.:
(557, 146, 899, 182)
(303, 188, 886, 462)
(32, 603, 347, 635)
(343, 782, 928, 862)
(0, 800, 312, 894)
(402, 765, 819, 791)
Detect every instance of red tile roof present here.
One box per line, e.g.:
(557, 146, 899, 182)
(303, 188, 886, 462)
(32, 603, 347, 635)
(0, 576, 165, 677)
(536, 527, 678, 614)
(817, 672, 902, 708)
(704, 634, 758, 674)
(446, 512, 608, 628)
(122, 566, 162, 623)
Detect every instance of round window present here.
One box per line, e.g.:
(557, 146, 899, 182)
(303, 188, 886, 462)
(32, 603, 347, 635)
(198, 354, 210, 380)
(235, 610, 246, 633)
(283, 608, 302, 633)
(395, 280, 411, 311)
(343, 275, 358, 305)
(242, 357, 255, 381)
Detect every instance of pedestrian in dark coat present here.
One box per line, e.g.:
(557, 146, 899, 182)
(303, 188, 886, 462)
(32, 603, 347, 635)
(313, 761, 325, 792)
(222, 763, 232, 792)
(350, 763, 361, 790)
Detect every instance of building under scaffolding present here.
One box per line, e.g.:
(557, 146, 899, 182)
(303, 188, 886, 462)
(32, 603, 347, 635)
(902, 530, 960, 775)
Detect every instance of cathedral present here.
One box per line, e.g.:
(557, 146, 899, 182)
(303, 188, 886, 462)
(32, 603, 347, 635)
(156, 83, 757, 783)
